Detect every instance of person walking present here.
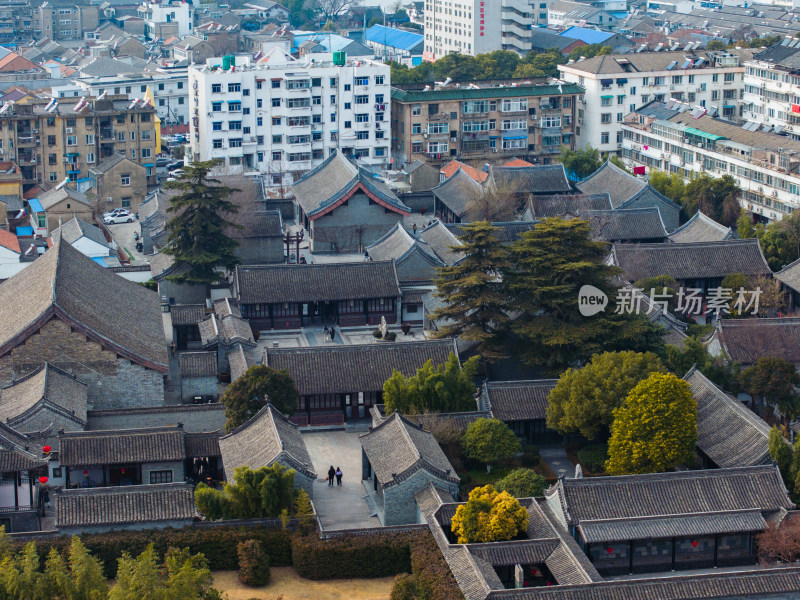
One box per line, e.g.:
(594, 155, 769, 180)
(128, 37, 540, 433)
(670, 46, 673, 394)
(327, 465, 335, 486)
(335, 467, 343, 486)
(330, 327, 336, 341)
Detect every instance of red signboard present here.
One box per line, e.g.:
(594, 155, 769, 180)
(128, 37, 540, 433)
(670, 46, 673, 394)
(633, 165, 646, 175)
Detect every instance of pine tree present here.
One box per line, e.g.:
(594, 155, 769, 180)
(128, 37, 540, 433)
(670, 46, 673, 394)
(431, 222, 511, 361)
(163, 160, 242, 285)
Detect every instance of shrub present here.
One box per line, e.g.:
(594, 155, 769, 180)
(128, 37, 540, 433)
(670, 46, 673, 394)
(385, 331, 397, 341)
(292, 533, 412, 580)
(238, 539, 270, 586)
(576, 444, 608, 473)
(391, 574, 418, 600)
(373, 330, 383, 338)
(495, 468, 547, 497)
(451, 485, 528, 543)
(401, 323, 411, 335)
(410, 532, 464, 600)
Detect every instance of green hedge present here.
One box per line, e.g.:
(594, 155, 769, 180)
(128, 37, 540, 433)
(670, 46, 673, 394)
(237, 539, 271, 586)
(410, 532, 465, 600)
(14, 526, 292, 578)
(292, 532, 414, 580)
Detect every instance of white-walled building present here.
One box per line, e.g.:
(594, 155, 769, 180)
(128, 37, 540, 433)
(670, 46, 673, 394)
(423, 0, 531, 59)
(620, 101, 800, 222)
(188, 50, 391, 186)
(742, 43, 800, 142)
(558, 49, 753, 154)
(76, 69, 190, 125)
(139, 0, 193, 40)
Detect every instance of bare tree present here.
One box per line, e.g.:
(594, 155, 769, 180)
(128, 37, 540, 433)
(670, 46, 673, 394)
(750, 274, 787, 317)
(757, 519, 800, 565)
(312, 0, 362, 21)
(415, 411, 465, 462)
(467, 178, 523, 222)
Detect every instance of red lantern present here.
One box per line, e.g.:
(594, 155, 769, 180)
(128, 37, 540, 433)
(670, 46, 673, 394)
(691, 541, 698, 548)
(120, 468, 125, 475)
(83, 470, 88, 476)
(530, 568, 537, 575)
(38, 476, 48, 485)
(607, 547, 613, 554)
(42, 445, 51, 453)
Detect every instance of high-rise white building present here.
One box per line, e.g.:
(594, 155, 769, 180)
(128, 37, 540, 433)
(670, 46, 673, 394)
(423, 0, 532, 59)
(558, 49, 753, 154)
(742, 44, 800, 141)
(188, 50, 391, 185)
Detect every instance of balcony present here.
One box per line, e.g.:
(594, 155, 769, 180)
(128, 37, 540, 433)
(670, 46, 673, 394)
(17, 153, 36, 165)
(100, 129, 114, 141)
(501, 109, 528, 116)
(426, 131, 450, 141)
(17, 135, 36, 147)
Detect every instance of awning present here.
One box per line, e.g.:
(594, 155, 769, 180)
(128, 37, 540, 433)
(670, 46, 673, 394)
(601, 78, 613, 85)
(67, 152, 79, 156)
(28, 199, 43, 212)
(143, 163, 155, 167)
(227, 100, 240, 103)
(67, 169, 80, 174)
(683, 126, 725, 141)
(616, 78, 628, 84)
(601, 95, 614, 99)
(502, 135, 527, 140)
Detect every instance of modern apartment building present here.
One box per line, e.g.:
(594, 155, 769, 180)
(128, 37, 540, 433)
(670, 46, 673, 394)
(34, 4, 99, 40)
(76, 68, 190, 125)
(188, 51, 391, 186)
(742, 43, 800, 141)
(620, 101, 800, 222)
(422, 0, 531, 59)
(0, 1, 34, 44)
(558, 49, 755, 155)
(0, 97, 158, 192)
(390, 80, 583, 166)
(138, 0, 193, 40)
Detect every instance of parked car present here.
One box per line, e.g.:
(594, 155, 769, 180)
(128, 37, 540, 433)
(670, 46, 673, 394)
(102, 208, 131, 219)
(156, 157, 170, 168)
(104, 212, 135, 224)
(165, 161, 183, 171)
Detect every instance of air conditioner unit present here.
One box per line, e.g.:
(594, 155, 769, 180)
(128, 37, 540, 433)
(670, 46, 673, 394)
(106, 196, 113, 202)
(32, 129, 38, 134)
(423, 133, 428, 138)
(492, 148, 498, 153)
(66, 127, 73, 133)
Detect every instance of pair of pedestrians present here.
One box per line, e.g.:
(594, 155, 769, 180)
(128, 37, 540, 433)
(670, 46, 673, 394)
(327, 465, 343, 486)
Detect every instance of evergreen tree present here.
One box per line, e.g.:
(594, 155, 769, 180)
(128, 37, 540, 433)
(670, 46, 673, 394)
(431, 222, 510, 361)
(606, 372, 697, 475)
(504, 218, 656, 367)
(740, 357, 800, 420)
(769, 426, 793, 486)
(163, 160, 241, 285)
(462, 418, 521, 473)
(383, 353, 479, 414)
(221, 365, 300, 432)
(494, 468, 547, 498)
(559, 147, 601, 180)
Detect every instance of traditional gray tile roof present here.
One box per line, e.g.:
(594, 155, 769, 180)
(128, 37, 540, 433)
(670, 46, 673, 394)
(584, 208, 668, 242)
(198, 314, 256, 347)
(360, 412, 459, 487)
(432, 168, 486, 218)
(88, 152, 128, 175)
(444, 221, 537, 245)
(235, 261, 401, 304)
(227, 343, 251, 381)
(231, 209, 283, 239)
(481, 380, 558, 422)
(774, 256, 800, 292)
(0, 362, 87, 428)
(420, 220, 465, 265)
(547, 465, 793, 529)
(55, 483, 196, 529)
(0, 422, 46, 472)
(528, 193, 612, 219)
(685, 366, 772, 468)
(576, 161, 647, 208)
(170, 304, 207, 326)
(292, 150, 410, 218)
(37, 187, 93, 211)
(491, 165, 572, 195)
(264, 339, 457, 396)
(0, 235, 168, 372)
(714, 318, 800, 365)
(87, 404, 225, 433)
(406, 410, 490, 432)
(179, 351, 218, 378)
(618, 185, 682, 231)
(59, 426, 186, 466)
(51, 217, 110, 250)
(213, 297, 241, 318)
(219, 404, 316, 480)
(577, 510, 766, 544)
(366, 222, 445, 267)
(668, 211, 735, 243)
(185, 432, 221, 458)
(611, 239, 772, 282)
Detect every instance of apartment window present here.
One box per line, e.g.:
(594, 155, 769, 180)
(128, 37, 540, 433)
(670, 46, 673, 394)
(344, 84, 351, 91)
(158, 83, 164, 91)
(653, 76, 665, 85)
(428, 103, 439, 115)
(256, 81, 263, 90)
(688, 75, 695, 84)
(228, 102, 241, 112)
(312, 114, 322, 124)
(142, 130, 151, 141)
(412, 123, 422, 134)
(375, 75, 384, 85)
(712, 74, 719, 83)
(617, 113, 623, 122)
(120, 173, 130, 186)
(355, 76, 369, 86)
(357, 131, 369, 140)
(130, 149, 136, 159)
(158, 99, 165, 107)
(177, 81, 183, 89)
(86, 152, 95, 163)
(228, 121, 242, 130)
(213, 139, 223, 148)
(178, 98, 184, 105)
(243, 89, 250, 96)
(230, 138, 242, 148)
(312, 77, 321, 87)
(149, 470, 172, 484)
(212, 102, 222, 111)
(228, 83, 241, 92)
(617, 95, 625, 105)
(66, 118, 76, 127)
(601, 113, 611, 124)
(257, 136, 264, 145)
(331, 113, 336, 122)
(287, 98, 310, 108)
(375, 112, 384, 121)
(272, 117, 281, 126)
(313, 96, 321, 105)
(724, 72, 735, 82)
(412, 104, 421, 115)
(601, 97, 612, 107)
(344, 102, 351, 110)
(85, 134, 94, 144)
(672, 75, 682, 84)
(376, 94, 385, 104)
(288, 152, 311, 161)
(46, 116, 55, 127)
(376, 130, 385, 139)
(344, 120, 352, 128)
(66, 135, 76, 146)
(48, 153, 57, 165)
(49, 172, 57, 182)
(601, 132, 609, 144)
(330, 132, 338, 141)
(355, 95, 369, 104)
(212, 121, 222, 131)
(130, 131, 136, 141)
(141, 148, 151, 158)
(272, 98, 281, 107)
(287, 79, 310, 90)
(272, 151, 282, 161)
(312, 131, 322, 141)
(48, 135, 56, 146)
(257, 117, 263, 127)
(711, 90, 719, 100)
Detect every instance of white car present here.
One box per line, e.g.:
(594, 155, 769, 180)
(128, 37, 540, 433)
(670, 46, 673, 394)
(104, 212, 135, 224)
(103, 208, 131, 219)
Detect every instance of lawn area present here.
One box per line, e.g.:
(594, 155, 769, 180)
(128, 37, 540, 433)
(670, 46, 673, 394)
(213, 567, 395, 600)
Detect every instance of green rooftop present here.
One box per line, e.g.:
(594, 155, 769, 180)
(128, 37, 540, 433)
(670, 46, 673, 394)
(391, 83, 585, 102)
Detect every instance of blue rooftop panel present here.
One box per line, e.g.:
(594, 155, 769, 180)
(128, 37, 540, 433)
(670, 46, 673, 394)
(365, 24, 423, 51)
(28, 199, 43, 213)
(559, 26, 614, 44)
(16, 226, 33, 236)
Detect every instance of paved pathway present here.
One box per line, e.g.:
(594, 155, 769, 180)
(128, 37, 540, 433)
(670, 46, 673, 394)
(539, 446, 576, 479)
(302, 430, 379, 531)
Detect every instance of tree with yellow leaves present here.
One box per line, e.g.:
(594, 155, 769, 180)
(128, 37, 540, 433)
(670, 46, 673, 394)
(606, 372, 697, 475)
(451, 485, 529, 544)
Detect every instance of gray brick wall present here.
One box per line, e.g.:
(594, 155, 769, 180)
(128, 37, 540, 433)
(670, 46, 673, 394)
(159, 280, 208, 305)
(59, 518, 194, 536)
(181, 376, 217, 401)
(381, 470, 459, 526)
(87, 404, 226, 432)
(88, 360, 165, 410)
(142, 460, 185, 484)
(309, 192, 403, 253)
